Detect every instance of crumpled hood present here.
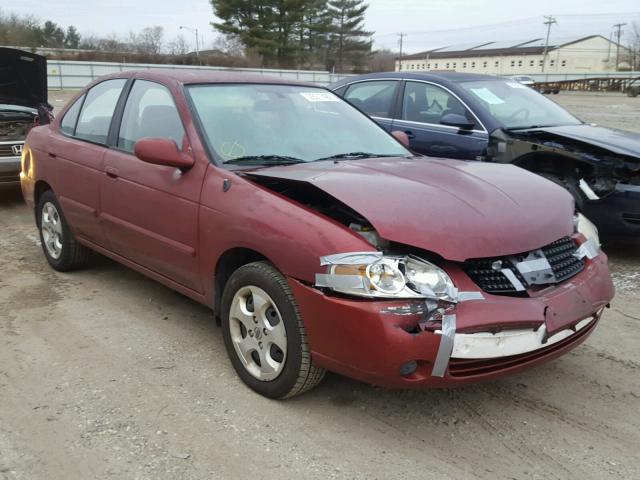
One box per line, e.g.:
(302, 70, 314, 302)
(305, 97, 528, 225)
(522, 124, 640, 159)
(0, 48, 48, 109)
(247, 157, 575, 261)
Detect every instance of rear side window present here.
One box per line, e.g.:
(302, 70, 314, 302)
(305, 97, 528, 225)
(75, 79, 126, 144)
(117, 80, 185, 153)
(344, 81, 397, 117)
(60, 94, 85, 136)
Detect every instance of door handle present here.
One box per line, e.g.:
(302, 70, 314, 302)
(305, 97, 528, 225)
(404, 130, 415, 139)
(48, 152, 57, 159)
(105, 166, 119, 179)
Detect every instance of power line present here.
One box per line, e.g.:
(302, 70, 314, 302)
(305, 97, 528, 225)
(374, 12, 640, 39)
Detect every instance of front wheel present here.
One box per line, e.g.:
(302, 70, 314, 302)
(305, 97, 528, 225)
(221, 261, 325, 398)
(37, 190, 91, 271)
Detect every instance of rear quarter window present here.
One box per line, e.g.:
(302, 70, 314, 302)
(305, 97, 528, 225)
(60, 94, 85, 136)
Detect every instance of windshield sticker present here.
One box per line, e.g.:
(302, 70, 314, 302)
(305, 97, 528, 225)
(300, 91, 340, 102)
(470, 87, 505, 105)
(506, 81, 527, 89)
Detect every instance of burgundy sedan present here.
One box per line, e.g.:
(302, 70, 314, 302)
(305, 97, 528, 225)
(21, 70, 614, 398)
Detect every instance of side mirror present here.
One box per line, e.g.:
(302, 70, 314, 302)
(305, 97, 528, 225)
(391, 130, 410, 147)
(440, 113, 475, 130)
(134, 137, 194, 170)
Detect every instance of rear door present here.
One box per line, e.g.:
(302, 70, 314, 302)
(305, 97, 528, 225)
(342, 80, 400, 132)
(392, 80, 488, 159)
(99, 79, 206, 292)
(48, 79, 126, 246)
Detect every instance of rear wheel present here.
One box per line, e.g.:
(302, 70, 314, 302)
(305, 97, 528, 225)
(221, 261, 325, 398)
(37, 190, 91, 271)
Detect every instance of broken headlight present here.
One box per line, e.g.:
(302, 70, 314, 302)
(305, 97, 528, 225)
(316, 253, 457, 302)
(574, 212, 600, 247)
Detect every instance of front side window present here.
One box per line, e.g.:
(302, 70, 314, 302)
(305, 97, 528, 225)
(460, 79, 581, 129)
(60, 94, 85, 136)
(75, 79, 126, 144)
(186, 84, 409, 163)
(344, 80, 398, 117)
(117, 80, 185, 153)
(401, 81, 474, 127)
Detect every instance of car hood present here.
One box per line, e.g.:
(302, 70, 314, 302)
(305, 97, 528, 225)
(0, 48, 48, 109)
(517, 124, 640, 158)
(247, 157, 574, 261)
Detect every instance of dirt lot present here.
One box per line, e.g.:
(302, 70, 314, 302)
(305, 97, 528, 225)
(1, 91, 639, 479)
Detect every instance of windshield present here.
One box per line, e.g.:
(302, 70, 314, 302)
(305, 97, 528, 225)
(186, 84, 410, 164)
(460, 80, 582, 129)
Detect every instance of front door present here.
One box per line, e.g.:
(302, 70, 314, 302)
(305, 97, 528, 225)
(99, 79, 206, 292)
(392, 81, 488, 160)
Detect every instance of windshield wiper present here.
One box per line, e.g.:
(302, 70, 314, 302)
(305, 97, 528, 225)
(224, 155, 306, 166)
(313, 152, 400, 161)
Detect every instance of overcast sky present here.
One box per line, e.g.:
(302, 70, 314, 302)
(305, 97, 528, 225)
(3, 0, 640, 53)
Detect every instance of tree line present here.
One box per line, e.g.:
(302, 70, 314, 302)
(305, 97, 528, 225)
(211, 0, 373, 71)
(0, 4, 390, 72)
(0, 11, 80, 49)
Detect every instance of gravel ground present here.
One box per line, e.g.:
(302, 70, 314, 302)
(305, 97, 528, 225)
(0, 91, 639, 480)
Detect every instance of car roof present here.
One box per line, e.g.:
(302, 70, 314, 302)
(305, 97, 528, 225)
(92, 69, 316, 87)
(331, 71, 504, 89)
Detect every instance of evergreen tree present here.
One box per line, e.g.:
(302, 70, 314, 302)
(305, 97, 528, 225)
(64, 25, 81, 49)
(40, 20, 65, 48)
(327, 0, 372, 72)
(211, 0, 306, 67)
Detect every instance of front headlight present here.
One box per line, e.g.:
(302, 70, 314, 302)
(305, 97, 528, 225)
(316, 253, 458, 302)
(574, 212, 600, 247)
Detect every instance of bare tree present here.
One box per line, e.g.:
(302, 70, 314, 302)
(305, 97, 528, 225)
(130, 26, 164, 55)
(211, 34, 245, 56)
(628, 22, 640, 71)
(168, 34, 190, 55)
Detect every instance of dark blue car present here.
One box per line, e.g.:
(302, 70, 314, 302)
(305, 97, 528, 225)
(330, 72, 640, 237)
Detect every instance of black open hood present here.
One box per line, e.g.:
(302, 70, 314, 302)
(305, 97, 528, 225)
(0, 48, 48, 109)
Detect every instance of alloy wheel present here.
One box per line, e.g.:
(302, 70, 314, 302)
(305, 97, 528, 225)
(228, 285, 287, 381)
(41, 202, 63, 260)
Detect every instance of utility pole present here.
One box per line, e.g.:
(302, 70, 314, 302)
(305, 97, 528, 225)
(398, 32, 406, 71)
(180, 26, 200, 64)
(613, 23, 626, 71)
(541, 15, 557, 77)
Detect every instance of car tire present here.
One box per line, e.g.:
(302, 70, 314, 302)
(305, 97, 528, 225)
(539, 172, 585, 211)
(37, 190, 92, 271)
(221, 261, 326, 399)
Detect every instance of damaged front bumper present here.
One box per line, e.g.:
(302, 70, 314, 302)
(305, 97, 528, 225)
(288, 250, 614, 389)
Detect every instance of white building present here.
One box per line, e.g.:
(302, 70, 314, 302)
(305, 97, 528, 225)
(396, 35, 630, 75)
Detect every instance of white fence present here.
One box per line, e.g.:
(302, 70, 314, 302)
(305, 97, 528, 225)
(47, 60, 352, 89)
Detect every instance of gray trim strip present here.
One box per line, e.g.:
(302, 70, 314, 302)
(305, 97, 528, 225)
(320, 251, 383, 266)
(431, 314, 456, 377)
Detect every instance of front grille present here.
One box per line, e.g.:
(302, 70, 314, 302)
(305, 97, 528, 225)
(448, 316, 597, 377)
(463, 236, 585, 295)
(0, 143, 21, 157)
(463, 258, 527, 294)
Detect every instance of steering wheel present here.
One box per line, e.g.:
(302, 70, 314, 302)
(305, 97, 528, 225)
(508, 108, 530, 122)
